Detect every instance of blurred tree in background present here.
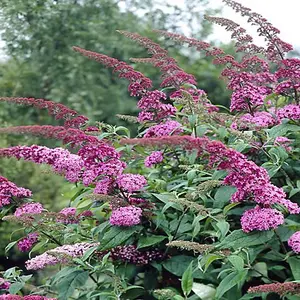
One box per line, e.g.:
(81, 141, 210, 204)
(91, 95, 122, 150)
(0, 0, 229, 267)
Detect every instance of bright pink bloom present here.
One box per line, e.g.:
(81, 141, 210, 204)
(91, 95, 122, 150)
(241, 206, 284, 232)
(288, 232, 300, 253)
(109, 206, 142, 226)
(14, 203, 44, 217)
(116, 174, 147, 193)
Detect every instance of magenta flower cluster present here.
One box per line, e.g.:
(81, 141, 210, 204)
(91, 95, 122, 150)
(18, 233, 39, 252)
(0, 278, 10, 290)
(14, 203, 44, 217)
(144, 120, 183, 138)
(56, 207, 93, 224)
(144, 151, 164, 167)
(109, 245, 163, 265)
(137, 91, 176, 122)
(0, 296, 56, 300)
(116, 174, 147, 193)
(288, 232, 300, 254)
(0, 146, 84, 183)
(0, 176, 32, 207)
(241, 206, 284, 233)
(25, 243, 98, 270)
(109, 206, 142, 226)
(125, 135, 300, 232)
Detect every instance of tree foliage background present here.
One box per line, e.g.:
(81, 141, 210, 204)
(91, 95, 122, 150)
(0, 0, 229, 267)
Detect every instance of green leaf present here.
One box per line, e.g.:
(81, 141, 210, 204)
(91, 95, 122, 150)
(181, 262, 193, 297)
(218, 229, 274, 249)
(251, 262, 268, 278)
(267, 124, 300, 138)
(57, 270, 89, 300)
(288, 257, 300, 280)
(223, 202, 240, 215)
(137, 235, 167, 249)
(214, 186, 236, 209)
(100, 225, 142, 250)
(81, 245, 99, 261)
(200, 254, 223, 273)
(163, 255, 194, 276)
(5, 241, 17, 255)
(215, 270, 248, 299)
(9, 282, 24, 294)
(192, 282, 216, 300)
(216, 220, 230, 240)
(228, 255, 244, 271)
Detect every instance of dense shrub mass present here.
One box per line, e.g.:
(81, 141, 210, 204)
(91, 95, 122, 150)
(0, 0, 300, 299)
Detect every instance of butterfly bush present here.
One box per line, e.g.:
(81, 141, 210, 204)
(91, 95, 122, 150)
(0, 0, 300, 298)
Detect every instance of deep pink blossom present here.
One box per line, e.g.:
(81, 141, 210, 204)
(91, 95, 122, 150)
(230, 84, 269, 112)
(109, 245, 163, 265)
(109, 206, 142, 226)
(0, 278, 10, 290)
(248, 282, 300, 296)
(241, 206, 284, 232)
(18, 233, 39, 252)
(0, 97, 88, 129)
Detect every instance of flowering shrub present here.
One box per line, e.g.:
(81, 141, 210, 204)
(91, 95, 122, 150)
(0, 0, 300, 299)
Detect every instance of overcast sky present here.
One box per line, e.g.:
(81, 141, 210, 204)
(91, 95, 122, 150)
(207, 0, 300, 49)
(1, 0, 300, 59)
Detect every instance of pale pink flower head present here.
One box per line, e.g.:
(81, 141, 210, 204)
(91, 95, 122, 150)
(14, 202, 44, 217)
(109, 206, 142, 226)
(274, 136, 292, 151)
(0, 295, 22, 300)
(26, 242, 98, 270)
(288, 231, 300, 253)
(241, 206, 284, 232)
(116, 174, 147, 193)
